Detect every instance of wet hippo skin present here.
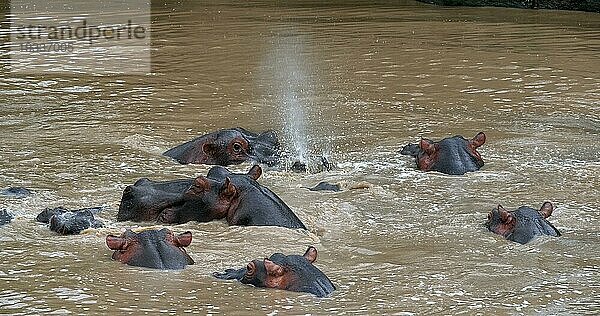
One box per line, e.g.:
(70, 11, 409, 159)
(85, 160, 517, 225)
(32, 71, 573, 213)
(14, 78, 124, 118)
(0, 187, 32, 199)
(0, 209, 13, 226)
(213, 246, 335, 297)
(106, 228, 194, 269)
(163, 127, 280, 166)
(117, 165, 306, 229)
(36, 206, 104, 235)
(485, 202, 561, 244)
(400, 132, 486, 175)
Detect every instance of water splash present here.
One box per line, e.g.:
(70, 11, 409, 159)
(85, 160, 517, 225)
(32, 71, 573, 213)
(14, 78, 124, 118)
(266, 33, 313, 163)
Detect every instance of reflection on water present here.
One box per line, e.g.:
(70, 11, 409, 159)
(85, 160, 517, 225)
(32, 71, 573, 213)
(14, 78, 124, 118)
(1, 0, 599, 314)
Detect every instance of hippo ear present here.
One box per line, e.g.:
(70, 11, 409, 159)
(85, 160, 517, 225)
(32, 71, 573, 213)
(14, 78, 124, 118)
(106, 235, 128, 250)
(497, 205, 513, 224)
(539, 202, 554, 218)
(247, 165, 262, 180)
(470, 132, 486, 148)
(202, 143, 219, 156)
(264, 259, 285, 277)
(303, 246, 318, 263)
(191, 177, 211, 192)
(174, 231, 192, 247)
(419, 139, 436, 155)
(220, 177, 237, 199)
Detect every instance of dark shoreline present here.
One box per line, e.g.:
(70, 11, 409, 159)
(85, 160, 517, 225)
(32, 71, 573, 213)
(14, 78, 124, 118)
(416, 0, 600, 13)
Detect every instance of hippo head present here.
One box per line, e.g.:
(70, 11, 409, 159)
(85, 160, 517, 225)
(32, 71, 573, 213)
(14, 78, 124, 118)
(106, 228, 194, 269)
(36, 206, 104, 235)
(117, 177, 233, 224)
(117, 167, 262, 225)
(213, 247, 335, 297)
(117, 178, 193, 223)
(49, 210, 104, 235)
(401, 132, 486, 175)
(163, 128, 280, 166)
(485, 202, 561, 244)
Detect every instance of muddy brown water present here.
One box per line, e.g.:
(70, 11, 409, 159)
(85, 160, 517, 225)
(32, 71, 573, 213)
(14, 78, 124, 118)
(1, 1, 599, 314)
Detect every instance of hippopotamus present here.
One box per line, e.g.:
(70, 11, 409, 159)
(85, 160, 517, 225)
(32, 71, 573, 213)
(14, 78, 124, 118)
(485, 202, 561, 244)
(289, 156, 334, 173)
(0, 209, 13, 226)
(106, 228, 194, 269)
(117, 165, 306, 229)
(163, 128, 280, 166)
(0, 187, 32, 199)
(306, 181, 341, 192)
(213, 246, 335, 297)
(400, 132, 486, 175)
(36, 206, 104, 235)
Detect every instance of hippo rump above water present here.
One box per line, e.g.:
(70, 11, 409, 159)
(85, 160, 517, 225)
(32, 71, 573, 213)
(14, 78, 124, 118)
(416, 0, 600, 12)
(163, 128, 281, 166)
(106, 228, 194, 269)
(213, 246, 335, 297)
(400, 132, 486, 175)
(117, 165, 306, 229)
(485, 202, 561, 244)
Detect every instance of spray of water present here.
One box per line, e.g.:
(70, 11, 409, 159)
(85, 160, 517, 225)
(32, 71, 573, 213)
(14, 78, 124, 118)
(269, 34, 311, 163)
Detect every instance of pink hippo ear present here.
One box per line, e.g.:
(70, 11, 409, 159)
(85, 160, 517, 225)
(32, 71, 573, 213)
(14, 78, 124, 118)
(220, 177, 237, 200)
(419, 139, 436, 155)
(264, 259, 286, 277)
(303, 246, 318, 263)
(174, 231, 192, 247)
(247, 165, 262, 181)
(539, 202, 554, 218)
(470, 132, 486, 148)
(497, 205, 513, 224)
(106, 235, 128, 250)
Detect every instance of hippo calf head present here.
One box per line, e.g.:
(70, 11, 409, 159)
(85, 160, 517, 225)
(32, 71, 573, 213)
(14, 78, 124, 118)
(36, 206, 104, 235)
(106, 228, 194, 269)
(485, 202, 561, 244)
(163, 128, 280, 166)
(401, 132, 486, 175)
(213, 247, 335, 297)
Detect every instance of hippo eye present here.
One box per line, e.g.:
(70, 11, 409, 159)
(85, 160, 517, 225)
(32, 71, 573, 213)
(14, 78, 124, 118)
(232, 142, 243, 153)
(487, 212, 492, 221)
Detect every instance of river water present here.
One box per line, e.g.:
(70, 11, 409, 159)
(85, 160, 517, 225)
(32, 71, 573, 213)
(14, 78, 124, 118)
(1, 1, 598, 314)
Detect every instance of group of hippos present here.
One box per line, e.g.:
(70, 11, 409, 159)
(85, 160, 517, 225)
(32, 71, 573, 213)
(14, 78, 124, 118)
(0, 127, 561, 297)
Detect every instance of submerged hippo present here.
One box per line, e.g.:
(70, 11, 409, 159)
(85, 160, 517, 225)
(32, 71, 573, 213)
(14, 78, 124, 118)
(0, 209, 13, 226)
(213, 246, 335, 297)
(485, 202, 561, 244)
(106, 228, 194, 269)
(400, 132, 486, 175)
(117, 165, 306, 229)
(164, 128, 280, 166)
(36, 206, 104, 235)
(0, 187, 32, 199)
